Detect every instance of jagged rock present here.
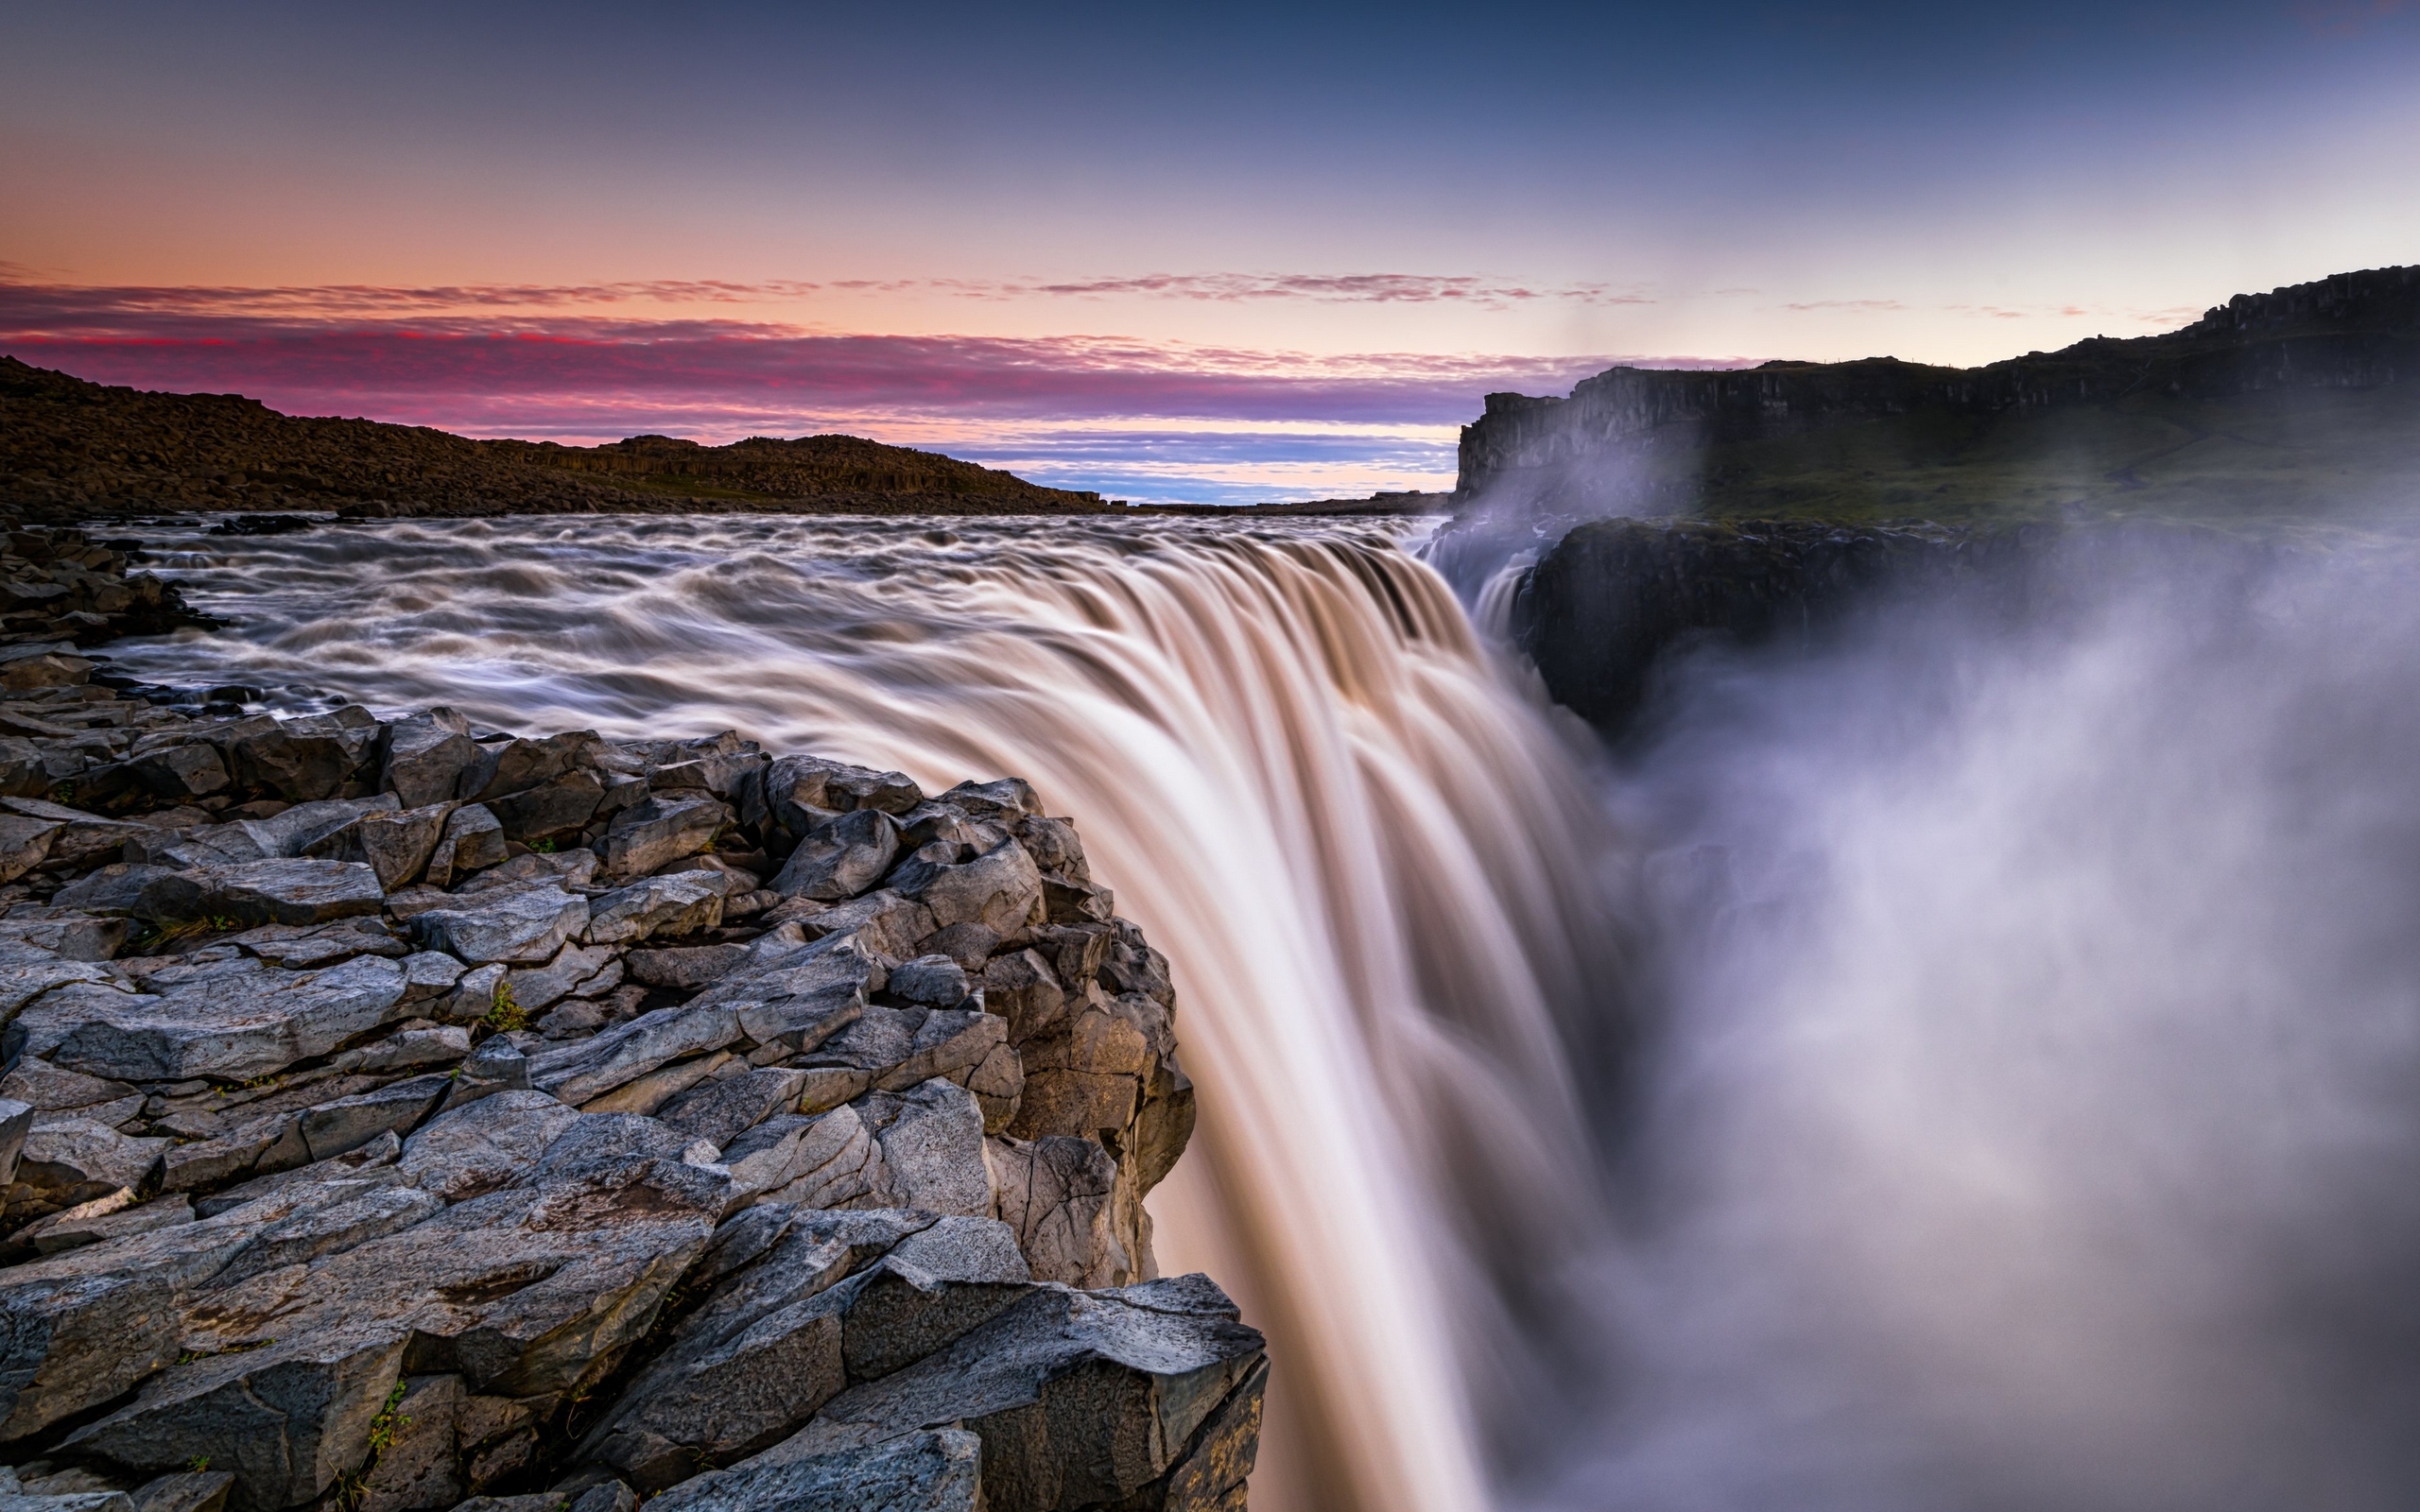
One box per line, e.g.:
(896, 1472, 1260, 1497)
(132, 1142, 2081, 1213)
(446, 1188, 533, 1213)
(21, 1193, 191, 1256)
(525, 1005, 742, 1108)
(432, 1037, 530, 1116)
(0, 1262, 181, 1440)
(584, 872, 723, 947)
(858, 1081, 994, 1217)
(966, 1044, 1024, 1134)
(0, 911, 128, 961)
(351, 1373, 463, 1512)
(452, 849, 598, 897)
(64, 1119, 729, 1508)
(0, 694, 1248, 1509)
(796, 1007, 1007, 1114)
(645, 1429, 983, 1512)
(503, 941, 617, 1014)
(422, 804, 505, 890)
(303, 804, 451, 891)
(112, 741, 233, 806)
(1010, 987, 1164, 1144)
(0, 1061, 135, 1128)
(0, 948, 121, 1023)
(988, 1136, 1119, 1287)
(235, 798, 396, 861)
(0, 815, 60, 884)
(458, 731, 599, 806)
(195, 858, 387, 927)
(11, 955, 407, 1082)
(579, 1212, 1024, 1491)
(581, 1051, 736, 1117)
(978, 950, 1066, 1042)
(0, 1491, 140, 1512)
(734, 1274, 1264, 1512)
(683, 932, 878, 1059)
(205, 1181, 444, 1288)
(596, 795, 726, 883)
(769, 810, 901, 902)
(294, 1074, 450, 1163)
(656, 1068, 806, 1150)
(1042, 877, 1115, 924)
(751, 1108, 885, 1210)
(626, 943, 749, 991)
(380, 709, 479, 810)
(14, 1120, 165, 1193)
(228, 917, 406, 970)
(193, 1131, 403, 1219)
(409, 885, 589, 966)
(49, 866, 198, 920)
(398, 952, 466, 1003)
(431, 962, 507, 1026)
(0, 1098, 30, 1185)
(888, 954, 969, 1007)
(781, 889, 936, 960)
(1011, 814, 1086, 882)
(396, 1091, 578, 1200)
(890, 837, 1044, 936)
(488, 771, 603, 843)
(940, 779, 1039, 823)
(1, 798, 150, 872)
(761, 758, 921, 838)
(351, 1024, 470, 1074)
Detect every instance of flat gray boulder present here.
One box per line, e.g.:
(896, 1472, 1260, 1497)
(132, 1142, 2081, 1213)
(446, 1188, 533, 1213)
(585, 871, 724, 946)
(770, 809, 901, 902)
(684, 934, 878, 1058)
(598, 795, 727, 883)
(12, 956, 408, 1082)
(526, 1004, 743, 1108)
(409, 885, 590, 965)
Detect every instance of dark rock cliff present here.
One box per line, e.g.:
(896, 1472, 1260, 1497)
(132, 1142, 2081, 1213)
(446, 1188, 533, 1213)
(1456, 266, 2420, 524)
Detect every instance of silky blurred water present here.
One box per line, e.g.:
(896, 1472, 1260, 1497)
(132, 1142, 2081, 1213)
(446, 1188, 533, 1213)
(109, 512, 1624, 1512)
(104, 512, 2420, 1512)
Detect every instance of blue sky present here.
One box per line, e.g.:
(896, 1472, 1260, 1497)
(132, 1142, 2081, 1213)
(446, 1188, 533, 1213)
(4, 0, 2415, 502)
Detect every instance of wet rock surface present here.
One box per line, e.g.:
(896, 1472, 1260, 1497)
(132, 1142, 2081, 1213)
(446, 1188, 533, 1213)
(0, 676, 1250, 1511)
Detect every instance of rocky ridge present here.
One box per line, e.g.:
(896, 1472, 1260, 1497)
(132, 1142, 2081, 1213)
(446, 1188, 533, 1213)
(0, 657, 1259, 1512)
(1454, 265, 2420, 524)
(0, 361, 1115, 524)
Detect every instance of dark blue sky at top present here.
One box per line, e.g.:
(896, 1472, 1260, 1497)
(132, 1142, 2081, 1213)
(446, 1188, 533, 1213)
(16, 0, 2417, 220)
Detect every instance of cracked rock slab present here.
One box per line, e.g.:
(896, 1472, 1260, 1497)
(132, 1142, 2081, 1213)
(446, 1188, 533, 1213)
(11, 956, 408, 1083)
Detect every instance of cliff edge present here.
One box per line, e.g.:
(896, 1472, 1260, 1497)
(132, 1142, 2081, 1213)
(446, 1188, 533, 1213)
(1456, 266, 2420, 524)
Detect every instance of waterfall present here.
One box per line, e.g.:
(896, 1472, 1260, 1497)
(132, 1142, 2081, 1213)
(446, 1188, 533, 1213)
(112, 516, 1623, 1512)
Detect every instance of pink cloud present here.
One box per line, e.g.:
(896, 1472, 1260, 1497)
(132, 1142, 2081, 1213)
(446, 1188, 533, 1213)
(0, 279, 1747, 442)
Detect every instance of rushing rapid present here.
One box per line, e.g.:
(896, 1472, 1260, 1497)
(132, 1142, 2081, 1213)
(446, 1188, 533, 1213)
(107, 515, 1624, 1512)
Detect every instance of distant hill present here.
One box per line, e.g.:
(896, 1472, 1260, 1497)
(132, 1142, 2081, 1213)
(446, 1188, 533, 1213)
(1455, 266, 2420, 525)
(0, 357, 1114, 521)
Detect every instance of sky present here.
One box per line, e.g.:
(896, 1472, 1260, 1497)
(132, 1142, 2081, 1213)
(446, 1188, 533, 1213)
(3, 1, 2417, 504)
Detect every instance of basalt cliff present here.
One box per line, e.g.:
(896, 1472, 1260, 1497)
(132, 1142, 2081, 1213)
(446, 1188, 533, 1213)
(0, 527, 1260, 1512)
(1457, 266, 2420, 524)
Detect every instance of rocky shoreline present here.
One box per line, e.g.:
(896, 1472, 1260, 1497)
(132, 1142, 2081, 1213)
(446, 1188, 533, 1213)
(0, 535, 1263, 1512)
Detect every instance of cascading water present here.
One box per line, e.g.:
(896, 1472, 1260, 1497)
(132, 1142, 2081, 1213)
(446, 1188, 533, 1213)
(108, 512, 2420, 1512)
(106, 516, 1625, 1512)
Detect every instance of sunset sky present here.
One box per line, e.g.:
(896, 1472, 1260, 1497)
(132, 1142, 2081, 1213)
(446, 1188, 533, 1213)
(5, 1, 2416, 503)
